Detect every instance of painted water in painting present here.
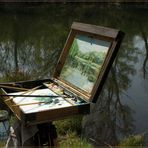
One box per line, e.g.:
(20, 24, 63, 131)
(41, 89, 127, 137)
(60, 35, 110, 93)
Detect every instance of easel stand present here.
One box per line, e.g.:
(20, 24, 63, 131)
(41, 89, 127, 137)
(6, 120, 58, 148)
(34, 122, 58, 147)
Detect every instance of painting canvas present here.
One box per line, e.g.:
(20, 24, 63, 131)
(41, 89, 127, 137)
(60, 34, 111, 93)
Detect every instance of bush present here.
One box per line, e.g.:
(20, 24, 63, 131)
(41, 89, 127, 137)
(54, 116, 83, 135)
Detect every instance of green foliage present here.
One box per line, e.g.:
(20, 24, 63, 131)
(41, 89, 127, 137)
(87, 74, 96, 82)
(54, 116, 92, 148)
(59, 131, 92, 148)
(0, 141, 6, 147)
(54, 116, 83, 135)
(119, 134, 144, 147)
(69, 39, 79, 58)
(1, 71, 31, 82)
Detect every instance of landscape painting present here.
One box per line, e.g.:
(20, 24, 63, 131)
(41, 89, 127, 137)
(60, 34, 111, 93)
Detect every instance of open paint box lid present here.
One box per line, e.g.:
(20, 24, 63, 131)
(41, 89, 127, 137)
(53, 22, 124, 103)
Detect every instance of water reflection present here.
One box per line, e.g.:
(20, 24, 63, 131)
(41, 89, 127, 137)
(0, 5, 68, 82)
(82, 12, 148, 145)
(82, 69, 135, 145)
(0, 4, 148, 146)
(82, 37, 138, 145)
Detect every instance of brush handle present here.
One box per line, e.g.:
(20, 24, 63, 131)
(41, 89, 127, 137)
(1, 94, 60, 98)
(12, 101, 50, 107)
(0, 85, 29, 91)
(4, 85, 42, 101)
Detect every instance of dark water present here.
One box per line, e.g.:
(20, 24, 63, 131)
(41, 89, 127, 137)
(0, 4, 148, 146)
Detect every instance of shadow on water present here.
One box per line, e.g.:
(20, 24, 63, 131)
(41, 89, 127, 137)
(0, 3, 148, 146)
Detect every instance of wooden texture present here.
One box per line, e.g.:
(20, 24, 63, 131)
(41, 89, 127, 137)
(71, 22, 119, 40)
(0, 80, 90, 125)
(25, 103, 90, 125)
(91, 31, 125, 102)
(0, 79, 89, 125)
(0, 22, 124, 125)
(54, 78, 90, 102)
(0, 88, 23, 120)
(54, 30, 76, 77)
(54, 22, 124, 103)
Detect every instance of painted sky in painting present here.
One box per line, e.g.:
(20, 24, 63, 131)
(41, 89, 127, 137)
(76, 35, 110, 53)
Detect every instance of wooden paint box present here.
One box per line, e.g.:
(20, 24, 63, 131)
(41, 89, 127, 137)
(0, 22, 124, 125)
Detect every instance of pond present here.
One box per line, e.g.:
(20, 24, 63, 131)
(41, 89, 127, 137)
(0, 3, 148, 146)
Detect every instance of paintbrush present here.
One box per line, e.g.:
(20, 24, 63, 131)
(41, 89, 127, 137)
(12, 101, 53, 107)
(0, 84, 29, 91)
(4, 85, 42, 101)
(1, 94, 62, 98)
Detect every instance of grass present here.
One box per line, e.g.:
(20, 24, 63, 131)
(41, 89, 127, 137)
(0, 106, 91, 147)
(58, 131, 92, 148)
(1, 114, 145, 148)
(54, 116, 83, 135)
(119, 134, 145, 147)
(54, 116, 92, 148)
(0, 115, 91, 148)
(0, 140, 6, 147)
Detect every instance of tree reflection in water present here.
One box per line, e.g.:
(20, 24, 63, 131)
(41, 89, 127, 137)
(82, 6, 148, 146)
(0, 6, 68, 82)
(82, 73, 135, 145)
(82, 39, 138, 145)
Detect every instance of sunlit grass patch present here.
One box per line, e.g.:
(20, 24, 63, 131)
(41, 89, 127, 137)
(0, 140, 6, 147)
(58, 131, 92, 148)
(119, 134, 145, 147)
(54, 116, 83, 135)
